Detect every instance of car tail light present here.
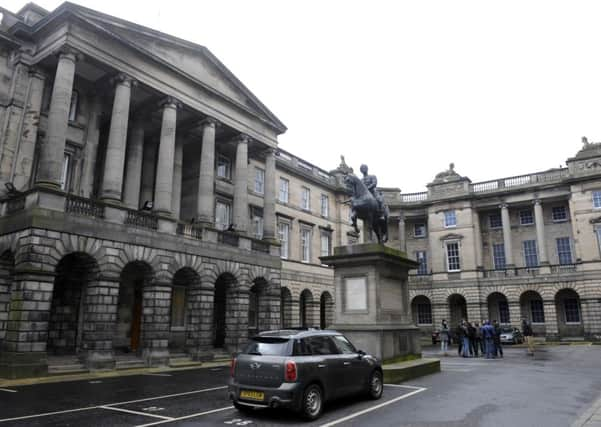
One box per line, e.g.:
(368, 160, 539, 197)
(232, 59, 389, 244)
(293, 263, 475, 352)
(230, 358, 236, 377)
(284, 360, 297, 382)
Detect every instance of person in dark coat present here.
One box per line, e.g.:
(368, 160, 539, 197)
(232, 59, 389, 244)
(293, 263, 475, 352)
(468, 322, 477, 357)
(492, 320, 503, 358)
(522, 317, 535, 355)
(482, 320, 496, 359)
(474, 322, 483, 356)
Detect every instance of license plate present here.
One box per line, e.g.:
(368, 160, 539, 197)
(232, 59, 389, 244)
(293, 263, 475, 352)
(240, 390, 264, 401)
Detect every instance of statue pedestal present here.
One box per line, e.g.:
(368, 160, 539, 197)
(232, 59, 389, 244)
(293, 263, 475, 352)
(320, 243, 421, 362)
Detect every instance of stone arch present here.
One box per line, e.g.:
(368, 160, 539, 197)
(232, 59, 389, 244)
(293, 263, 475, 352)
(213, 271, 241, 350)
(320, 291, 334, 329)
(0, 233, 19, 256)
(280, 287, 293, 328)
(555, 288, 584, 337)
(202, 260, 241, 287)
(47, 252, 100, 355)
(249, 276, 272, 335)
(167, 253, 203, 281)
(299, 289, 314, 328)
(447, 293, 468, 326)
(486, 291, 510, 325)
(169, 267, 201, 351)
(411, 295, 433, 326)
(481, 285, 517, 303)
(409, 289, 433, 301)
(107, 246, 162, 283)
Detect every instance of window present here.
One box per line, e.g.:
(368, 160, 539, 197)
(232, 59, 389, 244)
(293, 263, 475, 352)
(498, 301, 510, 324)
(416, 303, 432, 325)
(215, 200, 231, 230)
(519, 209, 534, 225)
(523, 240, 538, 267)
(530, 300, 545, 323)
(593, 191, 601, 209)
(445, 241, 461, 272)
(444, 210, 456, 228)
(279, 178, 289, 203)
(492, 243, 506, 270)
(303, 336, 339, 355)
(332, 335, 357, 354)
(300, 227, 312, 263)
(415, 251, 428, 275)
(216, 155, 231, 179)
(60, 153, 71, 191)
(320, 231, 331, 257)
(552, 206, 568, 222)
(68, 90, 78, 122)
(301, 187, 310, 210)
(278, 221, 290, 259)
(556, 237, 572, 265)
(254, 168, 264, 194)
(489, 213, 502, 229)
(320, 194, 329, 217)
(564, 299, 580, 323)
(414, 223, 426, 238)
(170, 286, 187, 327)
(251, 207, 263, 239)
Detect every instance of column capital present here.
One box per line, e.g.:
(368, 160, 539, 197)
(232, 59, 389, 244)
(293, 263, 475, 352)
(28, 67, 47, 81)
(499, 203, 509, 209)
(54, 46, 83, 63)
(200, 116, 219, 127)
(110, 73, 136, 88)
(159, 96, 182, 110)
(533, 199, 542, 206)
(233, 134, 251, 144)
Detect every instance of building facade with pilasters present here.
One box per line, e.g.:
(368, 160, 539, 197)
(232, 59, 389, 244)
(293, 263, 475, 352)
(384, 146, 601, 341)
(0, 3, 355, 379)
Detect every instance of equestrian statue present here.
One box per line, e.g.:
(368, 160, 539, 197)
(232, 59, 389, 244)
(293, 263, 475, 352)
(342, 162, 389, 244)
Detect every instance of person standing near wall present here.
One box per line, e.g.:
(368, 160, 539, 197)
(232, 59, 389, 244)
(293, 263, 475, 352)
(522, 317, 535, 356)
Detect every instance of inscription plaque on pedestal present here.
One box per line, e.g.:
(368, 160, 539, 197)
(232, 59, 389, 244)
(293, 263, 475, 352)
(344, 276, 367, 311)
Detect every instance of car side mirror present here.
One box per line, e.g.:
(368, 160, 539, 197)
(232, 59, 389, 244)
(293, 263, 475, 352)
(357, 349, 366, 359)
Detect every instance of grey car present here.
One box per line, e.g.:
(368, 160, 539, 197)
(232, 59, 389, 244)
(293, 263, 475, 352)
(228, 329, 383, 420)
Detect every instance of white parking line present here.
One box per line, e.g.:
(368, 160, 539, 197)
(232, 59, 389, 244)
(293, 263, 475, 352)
(99, 406, 174, 420)
(142, 373, 173, 377)
(0, 388, 17, 393)
(134, 406, 235, 427)
(319, 385, 427, 427)
(0, 386, 228, 423)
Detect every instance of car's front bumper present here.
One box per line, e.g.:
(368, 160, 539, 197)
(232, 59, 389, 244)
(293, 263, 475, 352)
(228, 380, 303, 411)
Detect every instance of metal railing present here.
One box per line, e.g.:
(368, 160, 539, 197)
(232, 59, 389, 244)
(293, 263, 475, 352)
(176, 222, 203, 240)
(401, 192, 428, 203)
(65, 195, 105, 218)
(217, 230, 239, 247)
(125, 210, 158, 230)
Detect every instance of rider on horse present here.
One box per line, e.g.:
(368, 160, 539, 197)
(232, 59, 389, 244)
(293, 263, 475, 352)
(360, 164, 386, 221)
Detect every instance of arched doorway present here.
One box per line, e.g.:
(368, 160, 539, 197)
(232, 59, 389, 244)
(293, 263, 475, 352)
(213, 273, 237, 349)
(116, 261, 153, 353)
(169, 267, 199, 351)
(487, 292, 510, 325)
(411, 295, 433, 326)
(47, 253, 99, 355)
(555, 288, 584, 337)
(248, 278, 268, 336)
(280, 287, 293, 328)
(0, 250, 15, 344)
(320, 291, 334, 329)
(448, 294, 467, 327)
(520, 290, 545, 335)
(299, 289, 313, 328)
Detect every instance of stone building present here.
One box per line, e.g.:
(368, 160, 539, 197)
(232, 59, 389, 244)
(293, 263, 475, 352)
(383, 142, 601, 341)
(0, 2, 357, 378)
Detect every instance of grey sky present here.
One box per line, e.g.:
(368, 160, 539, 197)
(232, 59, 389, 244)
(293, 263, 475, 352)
(5, 0, 601, 191)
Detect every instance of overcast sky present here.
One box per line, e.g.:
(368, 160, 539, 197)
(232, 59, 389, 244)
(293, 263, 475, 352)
(5, 0, 601, 191)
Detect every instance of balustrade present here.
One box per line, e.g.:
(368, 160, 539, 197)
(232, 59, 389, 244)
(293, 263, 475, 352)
(65, 195, 105, 218)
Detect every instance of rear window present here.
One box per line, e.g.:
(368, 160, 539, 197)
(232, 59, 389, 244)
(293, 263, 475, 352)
(242, 337, 291, 356)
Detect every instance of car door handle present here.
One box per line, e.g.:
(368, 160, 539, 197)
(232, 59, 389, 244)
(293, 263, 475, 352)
(343, 361, 351, 366)
(317, 364, 326, 368)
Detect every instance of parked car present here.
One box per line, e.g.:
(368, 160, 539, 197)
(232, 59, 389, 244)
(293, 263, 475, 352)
(228, 329, 383, 420)
(499, 327, 524, 344)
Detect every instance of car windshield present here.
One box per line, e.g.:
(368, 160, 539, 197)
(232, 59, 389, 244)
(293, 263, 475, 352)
(500, 327, 514, 333)
(242, 337, 290, 356)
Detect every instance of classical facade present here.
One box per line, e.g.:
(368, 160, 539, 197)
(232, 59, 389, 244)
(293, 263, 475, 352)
(0, 3, 357, 378)
(383, 142, 601, 341)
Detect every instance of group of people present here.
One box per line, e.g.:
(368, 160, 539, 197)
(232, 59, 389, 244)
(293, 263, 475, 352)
(438, 318, 535, 358)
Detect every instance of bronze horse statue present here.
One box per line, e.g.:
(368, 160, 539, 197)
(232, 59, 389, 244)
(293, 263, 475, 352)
(344, 174, 389, 244)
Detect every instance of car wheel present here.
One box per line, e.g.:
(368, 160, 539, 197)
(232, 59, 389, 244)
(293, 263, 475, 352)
(233, 401, 254, 414)
(301, 384, 324, 421)
(368, 370, 383, 400)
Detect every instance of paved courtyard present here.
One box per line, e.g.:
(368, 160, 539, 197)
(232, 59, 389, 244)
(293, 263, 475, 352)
(0, 345, 599, 427)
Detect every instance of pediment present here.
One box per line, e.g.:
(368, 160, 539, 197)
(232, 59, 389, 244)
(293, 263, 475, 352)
(440, 233, 464, 241)
(64, 5, 286, 133)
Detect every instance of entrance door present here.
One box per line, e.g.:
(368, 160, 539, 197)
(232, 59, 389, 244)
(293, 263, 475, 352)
(213, 282, 226, 348)
(130, 281, 143, 352)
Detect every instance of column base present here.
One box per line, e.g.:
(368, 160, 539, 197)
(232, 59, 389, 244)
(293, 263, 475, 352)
(85, 350, 116, 371)
(0, 351, 48, 379)
(142, 348, 170, 367)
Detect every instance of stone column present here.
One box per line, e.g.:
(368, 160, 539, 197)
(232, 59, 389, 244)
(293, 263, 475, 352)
(12, 69, 46, 191)
(153, 98, 179, 216)
(508, 301, 521, 329)
(543, 300, 559, 339)
(172, 136, 184, 220)
(197, 118, 217, 224)
(501, 204, 514, 267)
(534, 200, 548, 264)
(140, 139, 157, 207)
(233, 135, 250, 233)
(141, 281, 172, 366)
(100, 74, 134, 202)
(263, 148, 277, 240)
(398, 215, 406, 252)
(122, 120, 145, 209)
(289, 299, 301, 326)
(187, 283, 214, 360)
(79, 95, 102, 198)
(226, 288, 249, 352)
(473, 210, 483, 269)
(82, 278, 119, 370)
(36, 49, 78, 189)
